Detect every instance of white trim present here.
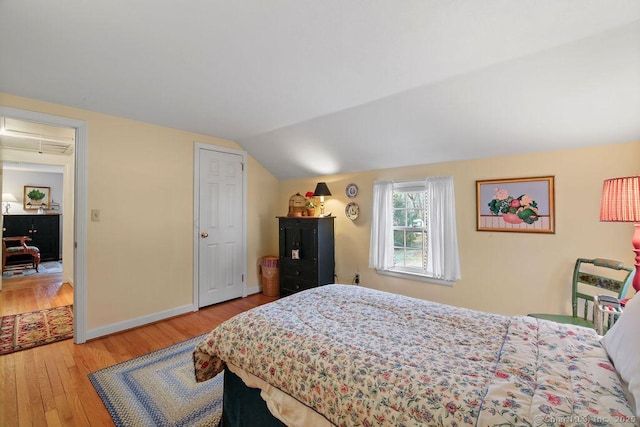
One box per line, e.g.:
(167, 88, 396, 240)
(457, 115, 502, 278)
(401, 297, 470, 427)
(0, 106, 88, 343)
(193, 142, 248, 309)
(246, 285, 261, 295)
(86, 287, 261, 339)
(376, 269, 455, 287)
(85, 304, 194, 340)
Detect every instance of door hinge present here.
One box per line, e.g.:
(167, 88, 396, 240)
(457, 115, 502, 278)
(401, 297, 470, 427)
(242, 274, 245, 282)
(241, 162, 245, 171)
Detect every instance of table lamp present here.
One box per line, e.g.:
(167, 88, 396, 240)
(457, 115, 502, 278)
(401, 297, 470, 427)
(313, 182, 332, 217)
(2, 193, 17, 215)
(600, 175, 640, 292)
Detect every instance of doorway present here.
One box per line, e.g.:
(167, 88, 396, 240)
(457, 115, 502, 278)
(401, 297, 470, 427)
(1, 162, 66, 312)
(0, 106, 88, 343)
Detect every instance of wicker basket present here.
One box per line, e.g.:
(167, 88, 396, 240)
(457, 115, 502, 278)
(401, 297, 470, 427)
(288, 193, 307, 217)
(260, 256, 279, 297)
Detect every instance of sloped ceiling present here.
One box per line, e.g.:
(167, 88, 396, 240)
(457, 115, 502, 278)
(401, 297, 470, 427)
(1, 1, 639, 179)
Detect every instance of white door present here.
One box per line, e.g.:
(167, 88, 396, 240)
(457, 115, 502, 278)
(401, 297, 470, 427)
(197, 146, 245, 307)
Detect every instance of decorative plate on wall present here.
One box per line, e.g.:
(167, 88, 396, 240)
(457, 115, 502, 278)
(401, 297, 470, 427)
(345, 202, 360, 220)
(345, 183, 358, 198)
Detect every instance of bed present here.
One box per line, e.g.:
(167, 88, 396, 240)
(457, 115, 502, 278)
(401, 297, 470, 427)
(193, 284, 639, 426)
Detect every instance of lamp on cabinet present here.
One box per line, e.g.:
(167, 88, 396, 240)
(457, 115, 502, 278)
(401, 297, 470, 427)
(313, 182, 332, 217)
(2, 193, 17, 215)
(600, 175, 640, 292)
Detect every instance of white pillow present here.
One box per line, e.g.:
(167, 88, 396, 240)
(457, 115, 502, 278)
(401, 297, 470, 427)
(601, 292, 640, 416)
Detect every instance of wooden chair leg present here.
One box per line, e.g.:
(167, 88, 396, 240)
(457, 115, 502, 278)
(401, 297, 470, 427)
(32, 251, 41, 272)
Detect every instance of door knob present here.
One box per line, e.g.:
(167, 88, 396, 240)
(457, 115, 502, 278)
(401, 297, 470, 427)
(200, 232, 209, 238)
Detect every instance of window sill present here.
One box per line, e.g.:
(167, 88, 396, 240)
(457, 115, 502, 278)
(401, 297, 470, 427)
(376, 269, 455, 287)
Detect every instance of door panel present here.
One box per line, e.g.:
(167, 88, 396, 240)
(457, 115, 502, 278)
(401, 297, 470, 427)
(198, 148, 245, 307)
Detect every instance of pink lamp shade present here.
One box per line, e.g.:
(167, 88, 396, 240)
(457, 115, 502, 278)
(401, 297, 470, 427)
(600, 175, 640, 292)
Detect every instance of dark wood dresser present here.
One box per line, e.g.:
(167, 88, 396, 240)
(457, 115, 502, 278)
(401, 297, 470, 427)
(3, 214, 61, 262)
(278, 216, 335, 297)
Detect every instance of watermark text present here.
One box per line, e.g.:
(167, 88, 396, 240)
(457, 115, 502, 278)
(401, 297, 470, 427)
(534, 414, 637, 424)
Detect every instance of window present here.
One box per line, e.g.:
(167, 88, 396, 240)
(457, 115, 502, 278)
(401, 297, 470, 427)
(369, 177, 460, 284)
(393, 184, 427, 274)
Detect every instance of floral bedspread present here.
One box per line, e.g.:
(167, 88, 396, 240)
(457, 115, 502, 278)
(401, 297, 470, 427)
(193, 285, 635, 426)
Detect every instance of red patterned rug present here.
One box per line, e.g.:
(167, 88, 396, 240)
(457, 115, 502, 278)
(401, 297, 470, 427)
(0, 305, 74, 355)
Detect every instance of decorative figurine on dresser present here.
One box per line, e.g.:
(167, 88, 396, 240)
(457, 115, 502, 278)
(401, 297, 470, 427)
(278, 216, 335, 297)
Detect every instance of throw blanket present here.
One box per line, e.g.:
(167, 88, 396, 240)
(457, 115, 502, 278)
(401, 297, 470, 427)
(193, 285, 634, 426)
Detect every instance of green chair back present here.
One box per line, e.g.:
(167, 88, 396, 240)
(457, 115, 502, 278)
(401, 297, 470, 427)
(529, 257, 634, 329)
(572, 258, 634, 320)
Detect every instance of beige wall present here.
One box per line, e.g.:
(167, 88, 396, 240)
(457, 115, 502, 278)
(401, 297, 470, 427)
(280, 141, 640, 316)
(1, 93, 280, 332)
(3, 91, 637, 330)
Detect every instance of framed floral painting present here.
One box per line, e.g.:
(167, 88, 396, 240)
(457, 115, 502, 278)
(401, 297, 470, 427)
(23, 185, 51, 210)
(476, 176, 555, 233)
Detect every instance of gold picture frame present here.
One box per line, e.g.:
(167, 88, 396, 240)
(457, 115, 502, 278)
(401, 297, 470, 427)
(24, 185, 51, 210)
(476, 176, 555, 233)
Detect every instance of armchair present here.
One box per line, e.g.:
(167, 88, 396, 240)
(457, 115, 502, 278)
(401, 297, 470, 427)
(2, 236, 41, 273)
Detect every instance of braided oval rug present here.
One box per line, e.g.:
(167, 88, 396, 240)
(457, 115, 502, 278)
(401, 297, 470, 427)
(89, 334, 223, 427)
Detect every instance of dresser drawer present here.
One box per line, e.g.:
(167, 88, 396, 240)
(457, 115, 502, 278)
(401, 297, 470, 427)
(280, 260, 317, 282)
(281, 277, 317, 296)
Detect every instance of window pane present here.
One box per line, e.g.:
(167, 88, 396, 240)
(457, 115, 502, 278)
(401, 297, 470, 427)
(393, 209, 407, 227)
(406, 192, 424, 209)
(393, 230, 405, 246)
(393, 248, 405, 265)
(407, 209, 424, 227)
(406, 231, 423, 249)
(405, 249, 423, 268)
(393, 193, 406, 208)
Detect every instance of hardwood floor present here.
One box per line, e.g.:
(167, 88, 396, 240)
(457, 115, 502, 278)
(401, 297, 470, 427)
(0, 273, 277, 426)
(0, 272, 72, 316)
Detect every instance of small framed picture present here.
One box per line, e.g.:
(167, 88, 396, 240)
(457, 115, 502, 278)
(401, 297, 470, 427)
(291, 249, 300, 260)
(24, 185, 51, 210)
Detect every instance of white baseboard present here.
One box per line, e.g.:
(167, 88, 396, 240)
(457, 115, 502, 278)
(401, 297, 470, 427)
(85, 286, 264, 340)
(246, 285, 261, 295)
(85, 304, 195, 341)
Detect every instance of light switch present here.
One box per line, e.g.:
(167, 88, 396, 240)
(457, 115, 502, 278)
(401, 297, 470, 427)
(91, 209, 100, 222)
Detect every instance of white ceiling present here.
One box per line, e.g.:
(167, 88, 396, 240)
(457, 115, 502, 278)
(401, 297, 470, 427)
(1, 1, 639, 179)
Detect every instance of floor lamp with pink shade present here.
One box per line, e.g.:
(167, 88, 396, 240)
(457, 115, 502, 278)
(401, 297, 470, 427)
(600, 175, 640, 293)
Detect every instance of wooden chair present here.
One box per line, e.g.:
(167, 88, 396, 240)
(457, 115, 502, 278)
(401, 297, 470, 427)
(2, 236, 41, 273)
(528, 258, 635, 329)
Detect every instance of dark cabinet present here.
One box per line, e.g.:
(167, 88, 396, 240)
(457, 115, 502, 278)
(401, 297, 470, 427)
(3, 214, 61, 262)
(278, 216, 335, 297)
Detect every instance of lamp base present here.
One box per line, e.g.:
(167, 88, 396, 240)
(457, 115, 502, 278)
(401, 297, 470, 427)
(632, 223, 640, 292)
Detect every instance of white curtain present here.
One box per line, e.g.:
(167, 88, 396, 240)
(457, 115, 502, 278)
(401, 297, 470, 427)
(425, 176, 461, 281)
(368, 180, 394, 270)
